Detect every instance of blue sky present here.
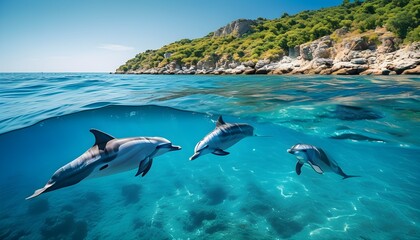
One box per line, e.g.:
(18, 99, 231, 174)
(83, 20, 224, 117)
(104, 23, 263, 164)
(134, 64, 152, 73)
(0, 0, 343, 72)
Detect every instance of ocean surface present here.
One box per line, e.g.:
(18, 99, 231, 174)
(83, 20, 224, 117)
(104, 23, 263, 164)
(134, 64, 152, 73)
(0, 73, 419, 240)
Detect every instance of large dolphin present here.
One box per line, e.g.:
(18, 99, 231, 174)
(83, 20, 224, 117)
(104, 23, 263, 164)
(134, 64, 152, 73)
(287, 143, 359, 179)
(26, 129, 181, 199)
(189, 116, 254, 160)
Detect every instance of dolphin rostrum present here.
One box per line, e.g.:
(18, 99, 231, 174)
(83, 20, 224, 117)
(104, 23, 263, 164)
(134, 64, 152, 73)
(189, 116, 254, 160)
(26, 129, 181, 199)
(287, 143, 359, 179)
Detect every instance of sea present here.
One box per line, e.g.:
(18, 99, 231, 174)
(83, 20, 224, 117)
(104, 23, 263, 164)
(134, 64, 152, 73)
(0, 73, 419, 240)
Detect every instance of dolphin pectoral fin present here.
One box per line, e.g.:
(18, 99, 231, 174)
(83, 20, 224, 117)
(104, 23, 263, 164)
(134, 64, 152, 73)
(212, 149, 229, 156)
(170, 145, 182, 151)
(295, 162, 304, 175)
(135, 158, 147, 177)
(307, 160, 324, 174)
(135, 158, 153, 177)
(99, 164, 109, 171)
(189, 152, 200, 161)
(141, 159, 153, 177)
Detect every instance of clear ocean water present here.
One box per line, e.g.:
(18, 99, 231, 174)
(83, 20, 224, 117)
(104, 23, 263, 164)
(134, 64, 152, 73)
(0, 73, 419, 240)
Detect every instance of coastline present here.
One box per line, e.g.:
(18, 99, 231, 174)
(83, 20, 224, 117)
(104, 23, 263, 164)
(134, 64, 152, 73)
(116, 29, 420, 76)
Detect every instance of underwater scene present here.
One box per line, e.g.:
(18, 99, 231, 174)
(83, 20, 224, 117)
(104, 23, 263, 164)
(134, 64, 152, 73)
(0, 73, 419, 239)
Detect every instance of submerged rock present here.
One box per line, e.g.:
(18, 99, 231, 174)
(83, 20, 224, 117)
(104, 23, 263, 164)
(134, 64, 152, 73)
(40, 213, 88, 240)
(61, 204, 74, 212)
(0, 228, 31, 240)
(27, 199, 49, 215)
(121, 184, 142, 205)
(266, 213, 303, 238)
(333, 105, 383, 121)
(241, 201, 272, 216)
(184, 210, 217, 232)
(202, 184, 229, 205)
(82, 191, 102, 204)
(136, 227, 171, 240)
(205, 223, 228, 234)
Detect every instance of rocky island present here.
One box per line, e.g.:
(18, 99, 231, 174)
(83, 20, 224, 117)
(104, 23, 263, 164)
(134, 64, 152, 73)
(116, 0, 419, 75)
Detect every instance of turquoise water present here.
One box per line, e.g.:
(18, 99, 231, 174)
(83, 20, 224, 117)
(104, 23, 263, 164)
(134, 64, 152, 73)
(0, 73, 419, 239)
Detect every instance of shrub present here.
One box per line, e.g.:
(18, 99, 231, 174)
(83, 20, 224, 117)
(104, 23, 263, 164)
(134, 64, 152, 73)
(405, 25, 420, 42)
(387, 12, 414, 38)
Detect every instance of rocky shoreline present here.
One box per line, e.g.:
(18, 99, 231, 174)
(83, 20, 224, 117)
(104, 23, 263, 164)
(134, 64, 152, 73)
(116, 29, 420, 75)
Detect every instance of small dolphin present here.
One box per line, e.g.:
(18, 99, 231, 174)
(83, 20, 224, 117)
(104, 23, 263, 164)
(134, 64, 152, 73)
(189, 116, 254, 160)
(287, 143, 359, 179)
(26, 129, 181, 199)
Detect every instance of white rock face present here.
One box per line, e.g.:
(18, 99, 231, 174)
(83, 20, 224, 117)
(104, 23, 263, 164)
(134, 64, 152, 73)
(213, 19, 256, 38)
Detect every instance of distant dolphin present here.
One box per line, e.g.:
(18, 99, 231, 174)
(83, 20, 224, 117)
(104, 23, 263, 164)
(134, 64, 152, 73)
(26, 129, 181, 199)
(287, 143, 359, 179)
(189, 116, 254, 160)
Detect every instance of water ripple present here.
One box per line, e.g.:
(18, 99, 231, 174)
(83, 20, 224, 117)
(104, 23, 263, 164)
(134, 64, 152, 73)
(0, 73, 419, 147)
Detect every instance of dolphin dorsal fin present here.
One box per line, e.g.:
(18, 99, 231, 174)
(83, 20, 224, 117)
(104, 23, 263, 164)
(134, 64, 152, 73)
(216, 116, 226, 127)
(90, 129, 115, 146)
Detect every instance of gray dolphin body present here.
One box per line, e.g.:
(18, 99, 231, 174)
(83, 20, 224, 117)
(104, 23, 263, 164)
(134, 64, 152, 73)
(189, 116, 254, 160)
(26, 129, 181, 199)
(287, 143, 359, 179)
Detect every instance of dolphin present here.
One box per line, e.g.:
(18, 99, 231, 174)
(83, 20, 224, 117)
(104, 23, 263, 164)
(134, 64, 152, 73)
(189, 116, 254, 160)
(26, 129, 181, 199)
(287, 143, 359, 179)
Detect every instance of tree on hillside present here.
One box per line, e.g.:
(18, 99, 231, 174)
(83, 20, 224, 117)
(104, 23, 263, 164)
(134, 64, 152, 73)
(342, 0, 350, 7)
(387, 12, 414, 38)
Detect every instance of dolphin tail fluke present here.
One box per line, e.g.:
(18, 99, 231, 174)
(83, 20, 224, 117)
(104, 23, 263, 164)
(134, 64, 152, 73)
(26, 183, 54, 200)
(337, 167, 360, 180)
(253, 134, 273, 137)
(342, 174, 361, 180)
(26, 187, 47, 200)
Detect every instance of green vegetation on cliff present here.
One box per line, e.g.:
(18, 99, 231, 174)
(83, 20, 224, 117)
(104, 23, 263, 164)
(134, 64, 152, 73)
(118, 0, 419, 72)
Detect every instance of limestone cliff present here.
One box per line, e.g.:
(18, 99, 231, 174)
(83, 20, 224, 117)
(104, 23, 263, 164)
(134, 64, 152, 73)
(212, 19, 256, 38)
